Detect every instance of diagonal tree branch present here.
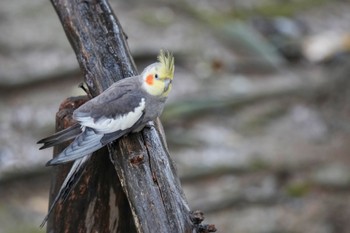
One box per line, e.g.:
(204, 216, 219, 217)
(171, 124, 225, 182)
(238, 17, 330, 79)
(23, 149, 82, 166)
(48, 0, 196, 232)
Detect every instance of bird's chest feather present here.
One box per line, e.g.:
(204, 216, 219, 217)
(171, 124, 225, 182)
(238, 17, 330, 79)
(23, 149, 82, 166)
(143, 95, 167, 121)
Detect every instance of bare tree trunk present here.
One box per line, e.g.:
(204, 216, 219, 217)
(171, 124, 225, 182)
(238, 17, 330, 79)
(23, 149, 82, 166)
(46, 0, 203, 232)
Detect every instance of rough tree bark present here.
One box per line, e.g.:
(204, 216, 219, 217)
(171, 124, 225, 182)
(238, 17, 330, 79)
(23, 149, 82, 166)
(46, 0, 212, 232)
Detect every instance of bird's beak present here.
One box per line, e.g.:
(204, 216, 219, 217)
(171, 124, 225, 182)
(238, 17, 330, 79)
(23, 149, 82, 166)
(164, 78, 172, 92)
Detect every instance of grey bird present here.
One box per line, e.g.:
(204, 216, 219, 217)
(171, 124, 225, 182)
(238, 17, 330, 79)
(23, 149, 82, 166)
(38, 50, 174, 226)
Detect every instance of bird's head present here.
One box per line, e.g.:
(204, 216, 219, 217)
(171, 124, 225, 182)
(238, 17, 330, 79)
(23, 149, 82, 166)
(142, 50, 174, 97)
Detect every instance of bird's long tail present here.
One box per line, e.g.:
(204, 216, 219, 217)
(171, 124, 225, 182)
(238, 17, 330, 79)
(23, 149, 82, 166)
(40, 154, 91, 228)
(46, 128, 104, 166)
(38, 124, 82, 149)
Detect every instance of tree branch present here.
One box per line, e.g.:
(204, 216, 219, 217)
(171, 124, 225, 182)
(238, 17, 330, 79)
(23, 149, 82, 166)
(48, 0, 196, 232)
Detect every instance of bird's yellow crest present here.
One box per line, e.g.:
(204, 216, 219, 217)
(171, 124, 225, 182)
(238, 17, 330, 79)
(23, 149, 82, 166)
(157, 50, 175, 79)
(142, 49, 175, 97)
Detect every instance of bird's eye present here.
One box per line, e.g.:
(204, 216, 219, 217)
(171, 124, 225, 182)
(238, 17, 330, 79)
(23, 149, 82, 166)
(155, 74, 159, 79)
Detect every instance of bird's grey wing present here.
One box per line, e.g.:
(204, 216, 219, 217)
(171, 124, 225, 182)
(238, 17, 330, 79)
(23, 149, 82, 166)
(40, 155, 90, 227)
(47, 90, 146, 165)
(74, 88, 147, 134)
(38, 79, 139, 150)
(46, 128, 103, 166)
(74, 77, 142, 120)
(38, 123, 82, 149)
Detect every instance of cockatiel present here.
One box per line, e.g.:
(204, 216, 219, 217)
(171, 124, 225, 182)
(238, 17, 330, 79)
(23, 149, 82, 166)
(38, 50, 174, 226)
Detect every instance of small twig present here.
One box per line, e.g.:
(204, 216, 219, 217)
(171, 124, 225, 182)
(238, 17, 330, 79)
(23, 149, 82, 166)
(78, 82, 93, 99)
(190, 210, 217, 233)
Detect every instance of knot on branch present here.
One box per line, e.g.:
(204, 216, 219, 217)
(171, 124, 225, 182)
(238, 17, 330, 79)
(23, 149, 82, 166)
(129, 153, 145, 165)
(56, 96, 89, 129)
(190, 210, 217, 233)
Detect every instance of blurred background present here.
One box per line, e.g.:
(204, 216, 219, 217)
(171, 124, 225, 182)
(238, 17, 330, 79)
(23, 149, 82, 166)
(1, 0, 350, 232)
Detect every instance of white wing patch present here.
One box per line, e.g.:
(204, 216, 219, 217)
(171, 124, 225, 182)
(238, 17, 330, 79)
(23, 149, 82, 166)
(77, 98, 145, 134)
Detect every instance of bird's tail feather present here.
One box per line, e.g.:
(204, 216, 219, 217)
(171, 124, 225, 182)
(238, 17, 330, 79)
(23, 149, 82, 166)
(46, 128, 103, 166)
(38, 124, 82, 149)
(40, 155, 91, 228)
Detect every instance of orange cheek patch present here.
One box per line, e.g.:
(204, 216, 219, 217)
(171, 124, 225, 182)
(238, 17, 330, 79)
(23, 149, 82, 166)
(146, 74, 154, 85)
